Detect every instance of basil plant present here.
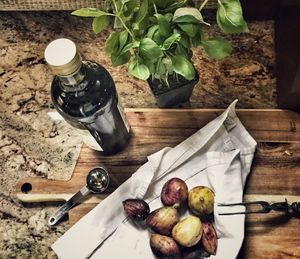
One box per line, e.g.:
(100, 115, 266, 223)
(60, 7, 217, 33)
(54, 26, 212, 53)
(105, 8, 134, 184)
(73, 0, 248, 84)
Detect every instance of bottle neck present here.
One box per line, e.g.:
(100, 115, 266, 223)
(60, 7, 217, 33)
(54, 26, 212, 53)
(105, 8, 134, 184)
(57, 64, 86, 89)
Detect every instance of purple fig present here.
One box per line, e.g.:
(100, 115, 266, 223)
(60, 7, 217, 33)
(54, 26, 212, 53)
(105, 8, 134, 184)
(122, 199, 150, 221)
(150, 234, 181, 257)
(161, 177, 188, 208)
(201, 222, 218, 255)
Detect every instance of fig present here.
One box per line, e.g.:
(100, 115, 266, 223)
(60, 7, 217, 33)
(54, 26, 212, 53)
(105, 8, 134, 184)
(188, 186, 215, 216)
(201, 222, 218, 255)
(150, 234, 181, 257)
(161, 177, 188, 208)
(122, 199, 150, 221)
(146, 207, 180, 235)
(172, 215, 202, 247)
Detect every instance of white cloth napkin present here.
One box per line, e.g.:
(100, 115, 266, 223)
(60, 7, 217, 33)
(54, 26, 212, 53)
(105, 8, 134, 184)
(52, 100, 257, 259)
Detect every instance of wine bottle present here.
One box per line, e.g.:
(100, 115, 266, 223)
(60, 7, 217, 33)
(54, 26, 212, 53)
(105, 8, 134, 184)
(44, 38, 131, 155)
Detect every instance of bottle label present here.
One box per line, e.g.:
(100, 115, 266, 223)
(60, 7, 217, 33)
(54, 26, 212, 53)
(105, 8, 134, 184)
(76, 128, 103, 151)
(117, 99, 130, 133)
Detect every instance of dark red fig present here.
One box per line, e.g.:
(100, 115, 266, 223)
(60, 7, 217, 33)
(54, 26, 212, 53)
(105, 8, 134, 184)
(150, 234, 181, 257)
(161, 177, 188, 208)
(201, 222, 218, 255)
(122, 199, 150, 221)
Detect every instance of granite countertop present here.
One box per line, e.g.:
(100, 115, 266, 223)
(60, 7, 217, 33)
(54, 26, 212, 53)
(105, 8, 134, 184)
(0, 11, 276, 258)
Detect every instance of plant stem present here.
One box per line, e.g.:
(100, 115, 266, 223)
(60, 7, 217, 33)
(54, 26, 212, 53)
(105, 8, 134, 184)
(175, 72, 179, 82)
(165, 72, 170, 87)
(111, 0, 118, 12)
(199, 0, 209, 11)
(119, 16, 135, 39)
(111, 0, 135, 40)
(153, 3, 158, 14)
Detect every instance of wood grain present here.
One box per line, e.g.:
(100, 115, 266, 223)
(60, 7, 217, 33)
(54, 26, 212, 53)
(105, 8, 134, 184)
(0, 0, 103, 11)
(15, 108, 300, 258)
(0, 0, 217, 11)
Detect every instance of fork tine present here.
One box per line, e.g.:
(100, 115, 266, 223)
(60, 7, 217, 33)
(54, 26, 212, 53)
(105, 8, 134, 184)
(219, 212, 248, 215)
(218, 201, 269, 207)
(218, 201, 271, 215)
(218, 202, 246, 207)
(219, 211, 267, 215)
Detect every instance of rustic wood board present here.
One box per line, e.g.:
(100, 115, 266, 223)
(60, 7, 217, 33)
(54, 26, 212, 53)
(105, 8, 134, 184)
(0, 0, 103, 11)
(16, 108, 300, 258)
(0, 0, 217, 11)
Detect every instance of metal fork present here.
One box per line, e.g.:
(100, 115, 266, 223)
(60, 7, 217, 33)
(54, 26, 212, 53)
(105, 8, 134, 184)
(218, 199, 300, 216)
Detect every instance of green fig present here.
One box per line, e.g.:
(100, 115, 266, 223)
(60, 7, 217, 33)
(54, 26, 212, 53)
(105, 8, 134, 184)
(188, 186, 215, 216)
(172, 215, 202, 247)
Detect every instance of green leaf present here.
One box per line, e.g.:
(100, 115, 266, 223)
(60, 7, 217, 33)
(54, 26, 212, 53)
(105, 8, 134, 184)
(174, 15, 202, 24)
(105, 32, 120, 54)
(147, 25, 159, 39)
(162, 33, 181, 50)
(113, 17, 123, 29)
(152, 30, 164, 45)
(124, 1, 137, 17)
(217, 0, 249, 33)
(177, 32, 190, 49)
(153, 0, 173, 9)
(72, 8, 108, 17)
(171, 55, 195, 80)
(164, 13, 173, 22)
(136, 16, 150, 31)
(201, 37, 232, 59)
(155, 14, 171, 37)
(135, 0, 148, 24)
(92, 16, 109, 34)
(173, 7, 209, 25)
(128, 59, 150, 80)
(144, 60, 156, 74)
(156, 59, 166, 77)
(139, 38, 163, 62)
(175, 44, 189, 59)
(177, 23, 200, 37)
(111, 51, 131, 67)
(120, 41, 140, 55)
(147, 25, 164, 45)
(190, 32, 201, 47)
(119, 31, 129, 52)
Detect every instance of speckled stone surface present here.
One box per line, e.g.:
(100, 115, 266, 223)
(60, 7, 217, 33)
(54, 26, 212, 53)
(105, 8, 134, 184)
(0, 11, 276, 258)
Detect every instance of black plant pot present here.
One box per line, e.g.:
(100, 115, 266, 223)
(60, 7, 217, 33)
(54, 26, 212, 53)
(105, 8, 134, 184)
(147, 72, 200, 108)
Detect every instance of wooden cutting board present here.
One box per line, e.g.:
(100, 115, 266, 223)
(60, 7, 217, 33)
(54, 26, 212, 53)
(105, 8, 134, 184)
(16, 108, 300, 258)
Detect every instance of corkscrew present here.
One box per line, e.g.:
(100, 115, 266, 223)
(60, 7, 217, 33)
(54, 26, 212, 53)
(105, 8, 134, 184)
(48, 167, 109, 226)
(218, 199, 300, 216)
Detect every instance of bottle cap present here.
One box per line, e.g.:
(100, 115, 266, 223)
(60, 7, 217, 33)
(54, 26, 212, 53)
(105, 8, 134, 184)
(44, 38, 82, 76)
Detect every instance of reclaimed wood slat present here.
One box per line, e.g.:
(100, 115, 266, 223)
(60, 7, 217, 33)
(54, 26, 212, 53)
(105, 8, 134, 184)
(0, 0, 217, 11)
(0, 0, 103, 11)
